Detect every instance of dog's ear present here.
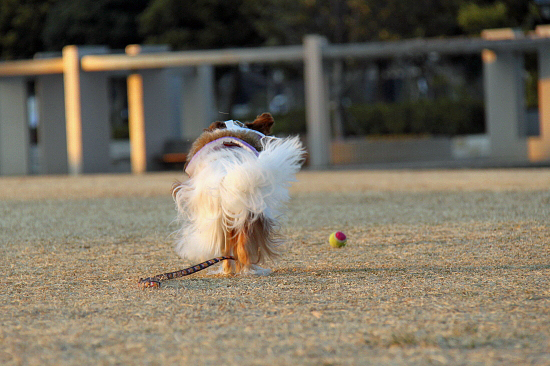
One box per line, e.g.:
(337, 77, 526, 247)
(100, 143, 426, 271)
(204, 121, 226, 132)
(246, 113, 274, 135)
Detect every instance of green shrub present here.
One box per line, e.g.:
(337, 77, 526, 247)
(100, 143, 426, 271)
(249, 98, 485, 137)
(347, 98, 485, 136)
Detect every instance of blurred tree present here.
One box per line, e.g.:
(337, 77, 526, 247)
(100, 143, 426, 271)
(458, 2, 509, 34)
(458, 1, 536, 35)
(237, 0, 463, 46)
(252, 0, 535, 45)
(138, 0, 264, 49)
(0, 0, 55, 59)
(0, 0, 540, 60)
(138, 0, 465, 50)
(42, 0, 149, 51)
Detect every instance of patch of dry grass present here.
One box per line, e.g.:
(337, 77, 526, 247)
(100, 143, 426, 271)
(1, 169, 549, 365)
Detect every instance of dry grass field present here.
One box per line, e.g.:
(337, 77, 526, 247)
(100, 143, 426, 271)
(1, 169, 549, 365)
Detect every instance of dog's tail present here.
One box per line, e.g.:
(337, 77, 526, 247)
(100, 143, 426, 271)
(220, 136, 306, 229)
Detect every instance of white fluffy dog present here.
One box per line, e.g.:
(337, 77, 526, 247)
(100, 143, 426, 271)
(171, 113, 305, 275)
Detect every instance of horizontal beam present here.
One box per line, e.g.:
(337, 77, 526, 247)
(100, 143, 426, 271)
(81, 36, 550, 72)
(1, 34, 550, 76)
(0, 58, 63, 76)
(81, 45, 304, 71)
(324, 37, 550, 59)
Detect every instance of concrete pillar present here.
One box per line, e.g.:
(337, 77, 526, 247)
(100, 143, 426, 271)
(36, 74, 68, 174)
(482, 50, 527, 161)
(140, 69, 174, 171)
(127, 73, 147, 173)
(125, 45, 175, 173)
(0, 77, 29, 175)
(127, 68, 174, 173)
(304, 35, 331, 168)
(482, 30, 528, 161)
(528, 34, 550, 161)
(63, 45, 111, 175)
(180, 65, 216, 139)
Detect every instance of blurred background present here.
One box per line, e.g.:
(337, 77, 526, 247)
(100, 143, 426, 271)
(0, 0, 549, 174)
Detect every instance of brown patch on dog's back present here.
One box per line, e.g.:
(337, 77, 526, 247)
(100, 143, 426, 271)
(185, 113, 277, 172)
(186, 129, 264, 167)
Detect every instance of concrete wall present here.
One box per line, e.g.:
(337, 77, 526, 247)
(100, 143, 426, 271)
(331, 137, 453, 165)
(0, 77, 29, 175)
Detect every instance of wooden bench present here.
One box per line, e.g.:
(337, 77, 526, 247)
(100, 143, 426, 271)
(160, 139, 192, 169)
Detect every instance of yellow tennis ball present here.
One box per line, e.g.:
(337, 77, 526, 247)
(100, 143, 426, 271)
(329, 231, 347, 248)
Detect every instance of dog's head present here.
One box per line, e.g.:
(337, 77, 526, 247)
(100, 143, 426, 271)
(184, 113, 275, 176)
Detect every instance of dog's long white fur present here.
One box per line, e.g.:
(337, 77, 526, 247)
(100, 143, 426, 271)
(173, 136, 305, 264)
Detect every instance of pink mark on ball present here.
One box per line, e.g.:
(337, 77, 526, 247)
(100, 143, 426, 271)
(335, 231, 346, 241)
